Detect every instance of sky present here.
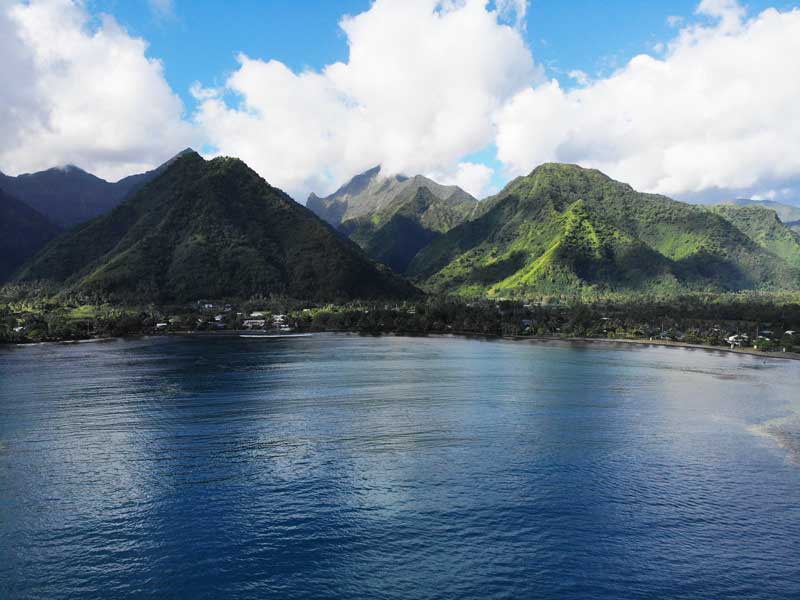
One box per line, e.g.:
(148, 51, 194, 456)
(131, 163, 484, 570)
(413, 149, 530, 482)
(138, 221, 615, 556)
(1, 0, 799, 205)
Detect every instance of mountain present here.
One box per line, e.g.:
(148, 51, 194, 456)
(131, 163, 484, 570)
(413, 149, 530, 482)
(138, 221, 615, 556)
(0, 150, 191, 228)
(709, 205, 800, 270)
(408, 164, 800, 297)
(15, 152, 418, 303)
(308, 166, 476, 226)
(307, 166, 477, 273)
(0, 188, 61, 283)
(716, 199, 800, 224)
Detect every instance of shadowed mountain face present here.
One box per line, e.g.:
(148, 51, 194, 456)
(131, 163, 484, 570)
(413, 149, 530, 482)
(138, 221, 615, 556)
(0, 150, 192, 228)
(0, 188, 61, 283)
(709, 205, 800, 270)
(307, 166, 477, 273)
(15, 152, 419, 303)
(407, 164, 800, 297)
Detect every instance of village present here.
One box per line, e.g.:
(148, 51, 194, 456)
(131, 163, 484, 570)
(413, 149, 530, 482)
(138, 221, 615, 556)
(5, 294, 798, 355)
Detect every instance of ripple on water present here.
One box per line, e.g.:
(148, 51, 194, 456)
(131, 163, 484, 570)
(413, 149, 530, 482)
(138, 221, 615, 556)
(1, 335, 800, 600)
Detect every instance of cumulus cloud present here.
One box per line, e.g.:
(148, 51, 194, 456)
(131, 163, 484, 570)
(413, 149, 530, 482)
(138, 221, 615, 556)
(194, 0, 539, 200)
(0, 0, 194, 181)
(428, 161, 496, 197)
(495, 1, 800, 201)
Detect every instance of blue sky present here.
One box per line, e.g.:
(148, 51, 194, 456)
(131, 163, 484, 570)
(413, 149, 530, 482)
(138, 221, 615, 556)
(2, 0, 800, 204)
(88, 0, 785, 108)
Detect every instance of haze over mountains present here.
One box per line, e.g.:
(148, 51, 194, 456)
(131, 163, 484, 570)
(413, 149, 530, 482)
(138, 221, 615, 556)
(0, 149, 191, 228)
(2, 150, 800, 302)
(0, 188, 61, 283)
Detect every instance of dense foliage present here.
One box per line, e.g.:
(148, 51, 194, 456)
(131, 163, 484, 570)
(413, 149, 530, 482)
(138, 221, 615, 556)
(408, 164, 800, 296)
(340, 187, 477, 273)
(307, 166, 477, 273)
(716, 199, 800, 224)
(14, 153, 419, 303)
(709, 205, 800, 269)
(3, 285, 798, 356)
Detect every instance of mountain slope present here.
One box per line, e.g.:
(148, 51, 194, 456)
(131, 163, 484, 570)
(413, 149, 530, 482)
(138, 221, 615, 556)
(15, 152, 418, 302)
(339, 186, 479, 274)
(716, 199, 800, 224)
(0, 150, 191, 228)
(409, 164, 800, 297)
(709, 205, 800, 270)
(307, 166, 476, 226)
(308, 166, 477, 273)
(0, 188, 61, 283)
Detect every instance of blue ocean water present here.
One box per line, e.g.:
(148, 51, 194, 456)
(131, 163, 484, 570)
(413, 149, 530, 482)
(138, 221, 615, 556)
(1, 334, 799, 599)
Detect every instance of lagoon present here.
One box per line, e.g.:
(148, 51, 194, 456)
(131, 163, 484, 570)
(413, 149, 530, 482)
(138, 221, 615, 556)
(1, 334, 799, 599)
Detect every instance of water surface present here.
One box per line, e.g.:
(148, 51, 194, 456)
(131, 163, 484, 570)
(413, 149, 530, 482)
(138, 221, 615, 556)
(1, 334, 799, 599)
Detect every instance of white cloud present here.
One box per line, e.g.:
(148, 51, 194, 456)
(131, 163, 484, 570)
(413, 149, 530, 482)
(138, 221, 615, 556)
(0, 0, 194, 181)
(495, 1, 800, 201)
(2, 0, 797, 207)
(567, 69, 589, 87)
(428, 161, 496, 198)
(193, 0, 538, 200)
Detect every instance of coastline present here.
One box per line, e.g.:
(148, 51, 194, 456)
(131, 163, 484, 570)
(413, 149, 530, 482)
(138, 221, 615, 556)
(184, 328, 800, 362)
(5, 329, 800, 362)
(499, 334, 800, 362)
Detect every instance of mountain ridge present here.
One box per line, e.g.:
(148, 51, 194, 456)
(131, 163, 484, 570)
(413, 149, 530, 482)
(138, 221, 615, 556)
(0, 149, 194, 228)
(715, 198, 800, 224)
(307, 166, 478, 273)
(408, 163, 800, 297)
(15, 152, 419, 302)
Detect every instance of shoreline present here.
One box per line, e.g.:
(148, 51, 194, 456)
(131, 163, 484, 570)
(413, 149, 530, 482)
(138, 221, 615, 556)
(4, 329, 799, 362)
(499, 334, 800, 362)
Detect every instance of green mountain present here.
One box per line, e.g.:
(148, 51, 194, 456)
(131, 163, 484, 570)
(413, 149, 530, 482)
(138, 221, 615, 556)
(0, 150, 189, 228)
(789, 221, 800, 235)
(15, 152, 418, 303)
(0, 188, 61, 283)
(408, 164, 800, 297)
(307, 167, 477, 273)
(709, 205, 800, 270)
(716, 198, 800, 224)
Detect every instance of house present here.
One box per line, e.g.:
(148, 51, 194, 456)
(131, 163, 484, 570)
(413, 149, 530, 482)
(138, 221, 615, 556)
(155, 323, 169, 330)
(250, 311, 266, 318)
(726, 334, 749, 347)
(243, 319, 266, 329)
